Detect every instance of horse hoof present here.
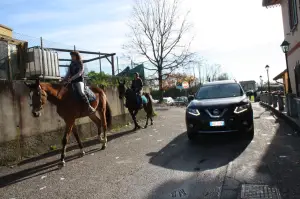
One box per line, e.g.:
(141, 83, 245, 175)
(58, 160, 65, 168)
(144, 125, 148, 128)
(80, 150, 85, 157)
(101, 144, 107, 150)
(151, 123, 153, 126)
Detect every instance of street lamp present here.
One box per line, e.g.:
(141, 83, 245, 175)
(259, 75, 263, 93)
(265, 65, 270, 93)
(280, 40, 292, 93)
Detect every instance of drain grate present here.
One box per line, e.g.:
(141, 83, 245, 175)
(240, 184, 281, 199)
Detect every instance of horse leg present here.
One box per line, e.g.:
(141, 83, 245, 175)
(133, 109, 142, 129)
(89, 114, 106, 150)
(59, 120, 74, 168)
(129, 110, 138, 130)
(72, 126, 85, 157)
(144, 106, 149, 128)
(98, 107, 108, 150)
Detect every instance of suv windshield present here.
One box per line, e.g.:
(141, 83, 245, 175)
(195, 83, 243, 100)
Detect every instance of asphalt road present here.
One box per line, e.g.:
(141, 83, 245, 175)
(0, 103, 294, 199)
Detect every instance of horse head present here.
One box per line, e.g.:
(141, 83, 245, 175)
(117, 79, 126, 99)
(24, 78, 48, 117)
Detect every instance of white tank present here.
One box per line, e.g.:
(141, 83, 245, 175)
(26, 47, 60, 78)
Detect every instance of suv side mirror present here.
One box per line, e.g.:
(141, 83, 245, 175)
(188, 95, 194, 102)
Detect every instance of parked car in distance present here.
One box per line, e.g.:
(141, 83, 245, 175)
(185, 80, 254, 140)
(152, 99, 159, 104)
(163, 97, 174, 106)
(174, 96, 188, 106)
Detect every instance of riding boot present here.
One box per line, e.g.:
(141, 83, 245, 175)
(82, 95, 96, 114)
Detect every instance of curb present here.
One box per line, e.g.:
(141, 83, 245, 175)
(259, 102, 300, 132)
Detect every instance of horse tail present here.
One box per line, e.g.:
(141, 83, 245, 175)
(144, 93, 154, 116)
(105, 100, 112, 129)
(90, 85, 112, 129)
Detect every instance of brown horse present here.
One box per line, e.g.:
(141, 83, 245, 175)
(117, 80, 154, 130)
(24, 79, 112, 167)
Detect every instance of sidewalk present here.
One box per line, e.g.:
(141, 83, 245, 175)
(259, 102, 300, 198)
(259, 101, 300, 132)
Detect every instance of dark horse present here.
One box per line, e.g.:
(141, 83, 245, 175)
(117, 80, 154, 130)
(24, 79, 112, 167)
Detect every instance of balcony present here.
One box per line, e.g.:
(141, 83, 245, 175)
(262, 0, 281, 7)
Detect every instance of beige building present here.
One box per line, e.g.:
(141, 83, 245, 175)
(0, 24, 27, 80)
(263, 0, 300, 96)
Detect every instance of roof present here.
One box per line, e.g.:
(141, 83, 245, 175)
(262, 0, 281, 7)
(273, 69, 287, 80)
(203, 80, 237, 86)
(0, 24, 12, 31)
(0, 35, 26, 45)
(116, 64, 145, 80)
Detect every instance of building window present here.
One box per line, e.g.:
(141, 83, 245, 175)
(295, 61, 300, 96)
(289, 0, 298, 30)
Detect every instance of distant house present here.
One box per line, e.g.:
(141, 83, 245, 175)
(262, 0, 300, 96)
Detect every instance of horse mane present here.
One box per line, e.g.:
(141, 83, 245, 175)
(40, 83, 62, 96)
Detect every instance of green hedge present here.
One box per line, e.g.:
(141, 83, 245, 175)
(87, 71, 131, 87)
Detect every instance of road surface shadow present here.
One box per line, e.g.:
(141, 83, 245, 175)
(256, 106, 300, 198)
(18, 128, 136, 166)
(147, 132, 252, 172)
(0, 128, 137, 188)
(145, 175, 223, 199)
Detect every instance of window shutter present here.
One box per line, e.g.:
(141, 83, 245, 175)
(289, 0, 293, 29)
(293, 0, 298, 26)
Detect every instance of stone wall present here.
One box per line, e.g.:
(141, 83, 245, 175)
(0, 80, 149, 165)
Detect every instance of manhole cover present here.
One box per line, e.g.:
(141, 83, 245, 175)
(240, 184, 281, 199)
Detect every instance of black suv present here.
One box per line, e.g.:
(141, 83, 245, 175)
(185, 80, 254, 140)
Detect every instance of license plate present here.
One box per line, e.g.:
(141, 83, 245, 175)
(209, 121, 225, 127)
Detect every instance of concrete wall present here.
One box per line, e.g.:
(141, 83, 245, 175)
(0, 80, 150, 165)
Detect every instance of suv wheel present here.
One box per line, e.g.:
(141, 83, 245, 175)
(244, 126, 254, 139)
(187, 131, 196, 141)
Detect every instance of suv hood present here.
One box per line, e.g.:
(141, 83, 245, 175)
(189, 95, 248, 108)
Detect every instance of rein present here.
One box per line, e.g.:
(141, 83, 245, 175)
(57, 82, 70, 98)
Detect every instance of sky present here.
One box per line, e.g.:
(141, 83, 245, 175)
(0, 0, 285, 83)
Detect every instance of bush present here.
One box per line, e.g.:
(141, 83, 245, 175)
(87, 71, 131, 87)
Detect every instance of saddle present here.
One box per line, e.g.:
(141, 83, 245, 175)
(71, 84, 96, 102)
(136, 94, 148, 106)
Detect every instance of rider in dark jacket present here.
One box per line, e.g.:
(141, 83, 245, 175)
(131, 72, 143, 107)
(63, 51, 95, 114)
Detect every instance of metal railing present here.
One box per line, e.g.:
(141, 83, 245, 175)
(260, 93, 286, 111)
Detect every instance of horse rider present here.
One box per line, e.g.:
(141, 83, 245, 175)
(131, 72, 143, 108)
(62, 51, 95, 114)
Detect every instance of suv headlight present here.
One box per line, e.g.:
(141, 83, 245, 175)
(234, 103, 250, 114)
(187, 108, 200, 116)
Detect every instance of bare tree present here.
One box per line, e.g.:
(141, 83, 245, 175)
(200, 63, 231, 82)
(125, 0, 194, 100)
